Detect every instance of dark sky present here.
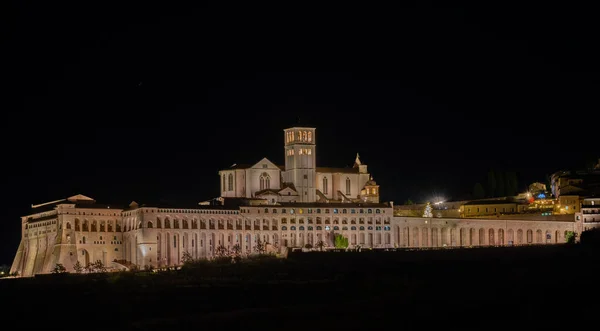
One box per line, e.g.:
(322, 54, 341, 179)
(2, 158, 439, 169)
(2, 3, 598, 264)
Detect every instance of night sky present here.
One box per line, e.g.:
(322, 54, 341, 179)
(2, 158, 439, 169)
(2, 3, 598, 264)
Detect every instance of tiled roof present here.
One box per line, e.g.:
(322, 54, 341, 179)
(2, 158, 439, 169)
(254, 189, 281, 196)
(316, 167, 360, 174)
(278, 201, 391, 208)
(463, 199, 517, 206)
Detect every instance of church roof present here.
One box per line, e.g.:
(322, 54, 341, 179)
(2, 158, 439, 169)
(227, 164, 252, 169)
(280, 182, 298, 192)
(255, 189, 281, 196)
(224, 159, 285, 170)
(317, 167, 360, 174)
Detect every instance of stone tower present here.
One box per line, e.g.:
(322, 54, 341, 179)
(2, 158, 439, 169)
(283, 127, 316, 202)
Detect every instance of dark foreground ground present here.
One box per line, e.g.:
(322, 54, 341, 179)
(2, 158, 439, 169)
(3, 245, 600, 331)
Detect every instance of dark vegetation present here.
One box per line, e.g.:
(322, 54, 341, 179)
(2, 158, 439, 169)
(3, 239, 600, 330)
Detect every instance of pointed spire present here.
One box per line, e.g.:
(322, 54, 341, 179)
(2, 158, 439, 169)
(355, 153, 361, 166)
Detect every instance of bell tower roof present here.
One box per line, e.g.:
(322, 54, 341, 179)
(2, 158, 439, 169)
(353, 153, 362, 167)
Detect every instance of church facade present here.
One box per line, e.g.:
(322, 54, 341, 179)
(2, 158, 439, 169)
(10, 126, 577, 277)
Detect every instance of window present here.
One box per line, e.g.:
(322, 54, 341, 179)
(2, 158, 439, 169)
(260, 173, 271, 191)
(345, 177, 351, 195)
(333, 209, 338, 214)
(308, 131, 312, 142)
(222, 175, 226, 192)
(228, 173, 233, 191)
(323, 177, 328, 194)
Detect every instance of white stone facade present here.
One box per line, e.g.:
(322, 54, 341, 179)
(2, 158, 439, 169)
(218, 127, 378, 204)
(9, 126, 578, 277)
(11, 196, 576, 277)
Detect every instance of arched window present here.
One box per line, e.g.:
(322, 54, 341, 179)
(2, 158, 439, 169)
(260, 173, 270, 191)
(228, 173, 233, 191)
(323, 177, 328, 194)
(222, 175, 226, 192)
(147, 221, 153, 229)
(346, 177, 351, 195)
(66, 222, 72, 230)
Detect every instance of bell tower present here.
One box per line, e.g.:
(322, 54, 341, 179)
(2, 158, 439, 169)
(283, 127, 316, 202)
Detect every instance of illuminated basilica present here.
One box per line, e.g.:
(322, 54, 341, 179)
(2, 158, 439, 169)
(10, 127, 577, 277)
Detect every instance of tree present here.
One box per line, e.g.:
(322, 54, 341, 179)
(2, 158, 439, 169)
(545, 174, 553, 197)
(505, 171, 518, 196)
(231, 244, 242, 262)
(52, 263, 67, 274)
(214, 245, 230, 258)
(565, 231, 577, 244)
(315, 240, 325, 251)
(73, 261, 83, 274)
(93, 260, 106, 273)
(473, 183, 485, 199)
(423, 202, 433, 218)
(181, 251, 194, 265)
(231, 244, 242, 256)
(495, 170, 505, 197)
(254, 238, 267, 255)
(84, 263, 94, 273)
(404, 199, 414, 205)
(334, 234, 349, 249)
(487, 169, 497, 198)
(580, 228, 600, 248)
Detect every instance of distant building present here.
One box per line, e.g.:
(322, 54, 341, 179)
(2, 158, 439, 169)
(528, 182, 547, 195)
(575, 196, 600, 233)
(550, 168, 600, 199)
(557, 195, 581, 214)
(460, 199, 527, 217)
